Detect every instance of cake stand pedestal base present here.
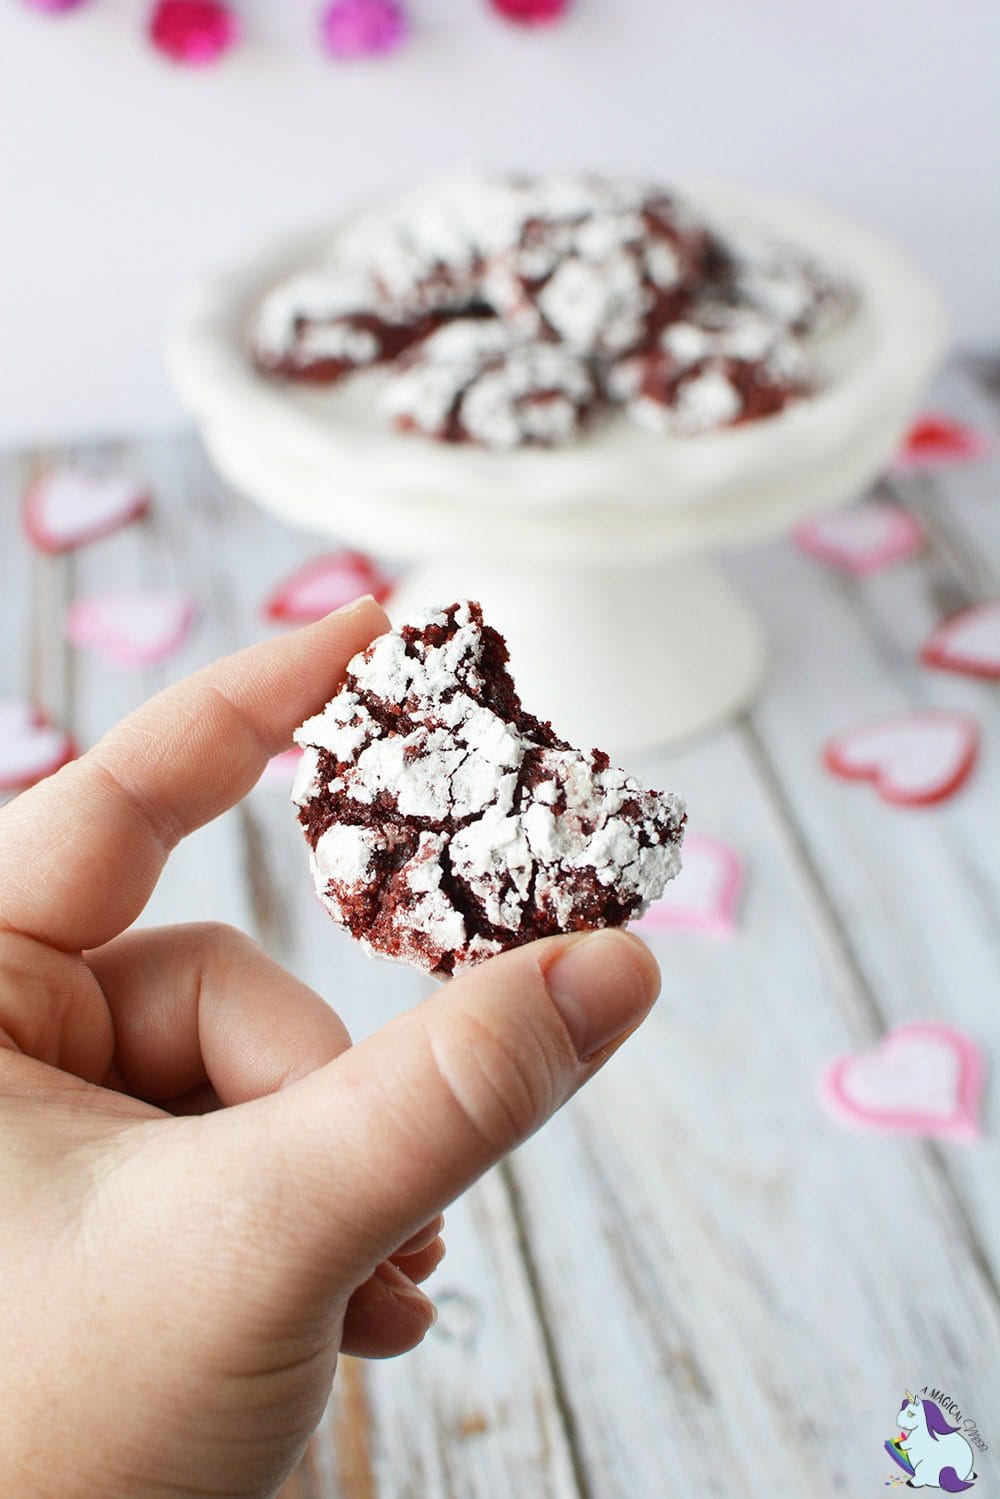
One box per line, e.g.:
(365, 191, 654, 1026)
(387, 554, 766, 756)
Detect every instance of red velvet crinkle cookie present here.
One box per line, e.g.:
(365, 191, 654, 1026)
(718, 227, 858, 335)
(482, 178, 721, 358)
(609, 307, 811, 435)
(292, 600, 686, 976)
(249, 171, 858, 446)
(380, 320, 599, 448)
(250, 176, 511, 380)
(250, 270, 441, 382)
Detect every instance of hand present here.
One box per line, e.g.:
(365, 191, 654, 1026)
(0, 596, 660, 1499)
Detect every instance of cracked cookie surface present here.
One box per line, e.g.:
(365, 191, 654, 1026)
(292, 600, 686, 975)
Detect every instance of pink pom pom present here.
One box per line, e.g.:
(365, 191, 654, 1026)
(22, 0, 90, 13)
(149, 0, 240, 66)
(488, 0, 572, 24)
(319, 0, 409, 59)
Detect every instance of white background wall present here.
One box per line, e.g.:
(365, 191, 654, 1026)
(1, 0, 997, 445)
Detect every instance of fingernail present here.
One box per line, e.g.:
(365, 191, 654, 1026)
(328, 593, 376, 619)
(544, 929, 660, 1061)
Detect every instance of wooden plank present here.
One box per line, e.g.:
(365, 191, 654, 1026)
(288, 1169, 581, 1499)
(511, 354, 1000, 1476)
(506, 724, 1000, 1497)
(729, 493, 1000, 1266)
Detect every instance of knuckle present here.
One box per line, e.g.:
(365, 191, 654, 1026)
(186, 920, 258, 956)
(88, 750, 186, 857)
(427, 1008, 569, 1156)
(178, 922, 264, 994)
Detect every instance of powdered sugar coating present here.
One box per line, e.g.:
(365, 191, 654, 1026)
(251, 171, 857, 444)
(611, 304, 811, 435)
(251, 268, 431, 380)
(293, 600, 685, 975)
(335, 174, 521, 311)
(717, 225, 857, 335)
(381, 320, 597, 448)
(483, 176, 713, 358)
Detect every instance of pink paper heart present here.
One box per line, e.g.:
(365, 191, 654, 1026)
(893, 413, 993, 473)
(23, 466, 149, 554)
(262, 551, 392, 624)
(0, 699, 75, 792)
(821, 1022, 984, 1141)
(259, 746, 304, 789)
(921, 600, 1000, 682)
(793, 503, 924, 577)
(823, 710, 979, 806)
(65, 591, 196, 669)
(634, 833, 743, 938)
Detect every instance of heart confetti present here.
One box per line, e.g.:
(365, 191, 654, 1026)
(488, 0, 572, 23)
(793, 503, 924, 577)
(821, 1022, 984, 1142)
(893, 413, 993, 472)
(262, 551, 392, 624)
(65, 591, 197, 670)
(319, 0, 409, 58)
(635, 833, 743, 939)
(921, 601, 1000, 682)
(823, 709, 979, 806)
(149, 0, 240, 65)
(0, 700, 76, 793)
(23, 466, 149, 554)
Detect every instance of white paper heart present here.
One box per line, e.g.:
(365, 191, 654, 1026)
(65, 591, 196, 668)
(0, 699, 75, 791)
(635, 833, 743, 937)
(921, 601, 1000, 681)
(793, 503, 923, 576)
(822, 1023, 984, 1140)
(824, 710, 979, 805)
(23, 466, 149, 553)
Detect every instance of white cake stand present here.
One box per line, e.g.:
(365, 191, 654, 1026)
(168, 182, 948, 755)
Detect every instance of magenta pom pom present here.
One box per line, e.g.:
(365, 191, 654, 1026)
(149, 0, 240, 66)
(488, 0, 571, 23)
(22, 0, 90, 13)
(319, 0, 409, 59)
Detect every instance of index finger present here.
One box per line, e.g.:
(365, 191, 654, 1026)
(0, 596, 388, 952)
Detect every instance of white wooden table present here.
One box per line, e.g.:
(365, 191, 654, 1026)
(2, 356, 998, 1497)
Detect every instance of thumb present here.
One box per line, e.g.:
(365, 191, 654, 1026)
(210, 928, 659, 1294)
